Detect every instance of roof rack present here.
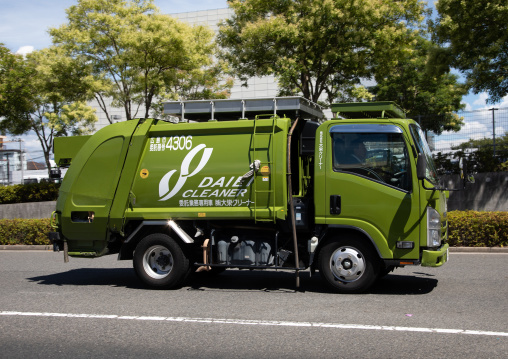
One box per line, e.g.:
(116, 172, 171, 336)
(331, 101, 406, 119)
(163, 97, 324, 122)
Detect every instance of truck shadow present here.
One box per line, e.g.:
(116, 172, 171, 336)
(27, 268, 145, 289)
(187, 270, 438, 295)
(27, 269, 438, 295)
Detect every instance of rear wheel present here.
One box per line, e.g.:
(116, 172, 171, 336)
(133, 233, 189, 289)
(318, 239, 379, 293)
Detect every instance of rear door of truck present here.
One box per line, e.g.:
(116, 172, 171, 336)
(57, 120, 148, 246)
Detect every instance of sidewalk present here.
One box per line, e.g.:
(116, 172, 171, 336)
(1, 245, 507, 253)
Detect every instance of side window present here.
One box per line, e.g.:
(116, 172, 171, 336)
(332, 132, 411, 191)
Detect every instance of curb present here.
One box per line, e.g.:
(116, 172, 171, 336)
(0, 245, 507, 253)
(0, 245, 54, 251)
(448, 247, 508, 253)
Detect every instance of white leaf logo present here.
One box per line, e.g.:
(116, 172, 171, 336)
(159, 144, 213, 201)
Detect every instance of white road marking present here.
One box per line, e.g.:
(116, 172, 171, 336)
(1, 310, 507, 337)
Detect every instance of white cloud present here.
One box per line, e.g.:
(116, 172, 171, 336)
(15, 46, 34, 56)
(496, 95, 508, 109)
(22, 135, 44, 155)
(466, 93, 508, 111)
(473, 93, 489, 107)
(461, 93, 508, 112)
(441, 121, 488, 138)
(462, 101, 473, 111)
(495, 126, 505, 136)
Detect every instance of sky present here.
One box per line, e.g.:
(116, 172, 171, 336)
(0, 0, 506, 158)
(0, 0, 229, 52)
(0, 0, 228, 158)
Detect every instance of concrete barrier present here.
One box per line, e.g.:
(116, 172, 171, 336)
(0, 201, 56, 219)
(441, 172, 508, 211)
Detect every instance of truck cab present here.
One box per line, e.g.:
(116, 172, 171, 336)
(312, 102, 449, 291)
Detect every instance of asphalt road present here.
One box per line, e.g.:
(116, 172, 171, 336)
(0, 251, 506, 358)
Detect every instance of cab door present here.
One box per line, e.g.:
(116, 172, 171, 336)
(324, 123, 420, 259)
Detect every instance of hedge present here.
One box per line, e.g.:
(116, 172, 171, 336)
(447, 211, 508, 247)
(0, 183, 60, 204)
(0, 211, 506, 247)
(0, 218, 52, 245)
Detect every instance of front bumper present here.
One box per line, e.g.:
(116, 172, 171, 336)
(421, 243, 449, 267)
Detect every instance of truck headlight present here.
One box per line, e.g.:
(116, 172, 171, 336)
(427, 207, 441, 248)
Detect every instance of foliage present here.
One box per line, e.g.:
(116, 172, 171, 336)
(0, 44, 36, 126)
(150, 61, 234, 121)
(218, 0, 428, 105)
(436, 134, 508, 173)
(0, 218, 52, 245)
(432, 0, 508, 104)
(50, 0, 231, 123)
(371, 36, 467, 134)
(0, 45, 98, 175)
(433, 151, 460, 175)
(2, 211, 506, 247)
(447, 211, 508, 247)
(457, 136, 508, 173)
(0, 183, 60, 204)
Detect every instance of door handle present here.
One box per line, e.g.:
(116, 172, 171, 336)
(330, 195, 341, 215)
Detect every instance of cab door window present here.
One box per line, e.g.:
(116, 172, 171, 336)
(331, 124, 411, 192)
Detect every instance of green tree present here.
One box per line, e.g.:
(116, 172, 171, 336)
(218, 0, 428, 105)
(50, 0, 230, 123)
(451, 134, 508, 172)
(432, 0, 508, 103)
(0, 46, 97, 176)
(432, 152, 457, 175)
(371, 36, 467, 134)
(150, 60, 234, 121)
(0, 44, 35, 125)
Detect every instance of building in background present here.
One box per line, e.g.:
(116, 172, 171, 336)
(0, 136, 27, 185)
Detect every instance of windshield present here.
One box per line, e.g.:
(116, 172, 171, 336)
(409, 124, 439, 184)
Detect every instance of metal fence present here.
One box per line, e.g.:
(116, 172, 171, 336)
(417, 107, 508, 154)
(415, 108, 508, 174)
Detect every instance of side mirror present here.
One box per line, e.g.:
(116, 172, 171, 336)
(416, 153, 427, 180)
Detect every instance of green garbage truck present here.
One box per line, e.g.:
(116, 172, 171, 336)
(49, 97, 458, 293)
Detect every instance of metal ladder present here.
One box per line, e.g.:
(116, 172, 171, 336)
(251, 115, 277, 222)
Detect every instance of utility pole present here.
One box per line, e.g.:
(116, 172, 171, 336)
(18, 139, 24, 184)
(7, 156, 10, 185)
(0, 159, 5, 185)
(489, 108, 498, 158)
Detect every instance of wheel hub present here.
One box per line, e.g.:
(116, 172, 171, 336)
(342, 259, 353, 270)
(329, 246, 366, 282)
(155, 253, 171, 269)
(143, 245, 174, 279)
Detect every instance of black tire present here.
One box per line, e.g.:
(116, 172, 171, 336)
(318, 239, 379, 294)
(133, 233, 190, 289)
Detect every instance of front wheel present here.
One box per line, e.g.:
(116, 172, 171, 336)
(318, 239, 379, 294)
(133, 233, 189, 289)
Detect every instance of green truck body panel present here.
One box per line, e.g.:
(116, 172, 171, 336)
(51, 98, 449, 292)
(128, 117, 289, 221)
